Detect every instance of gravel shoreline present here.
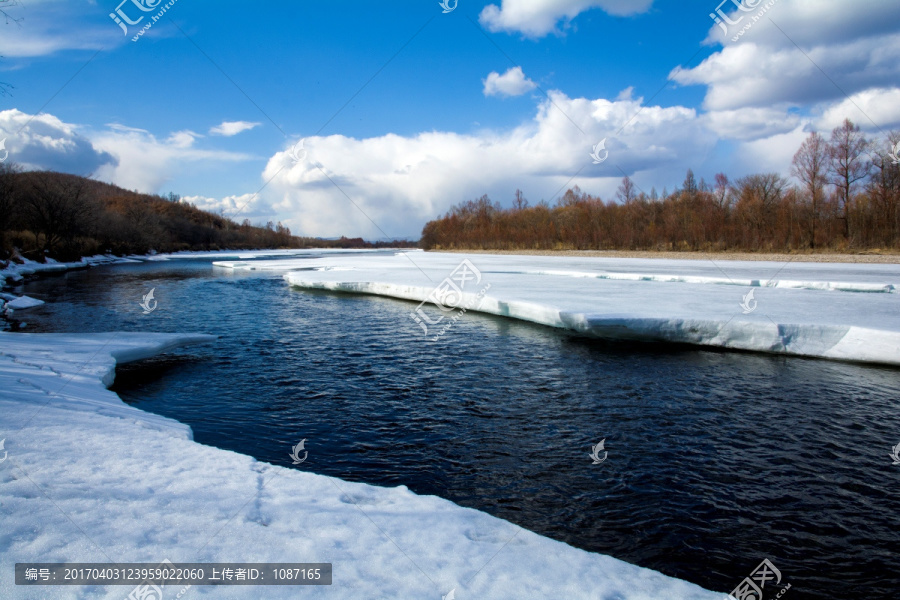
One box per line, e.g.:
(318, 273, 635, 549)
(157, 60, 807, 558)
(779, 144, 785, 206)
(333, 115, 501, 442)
(435, 249, 900, 264)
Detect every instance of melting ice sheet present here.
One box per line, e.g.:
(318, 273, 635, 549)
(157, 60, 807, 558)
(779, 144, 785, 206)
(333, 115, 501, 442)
(0, 332, 720, 599)
(272, 251, 900, 366)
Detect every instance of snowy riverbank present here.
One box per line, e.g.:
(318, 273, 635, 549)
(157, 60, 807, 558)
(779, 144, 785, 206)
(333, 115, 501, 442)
(267, 251, 900, 366)
(0, 332, 720, 599)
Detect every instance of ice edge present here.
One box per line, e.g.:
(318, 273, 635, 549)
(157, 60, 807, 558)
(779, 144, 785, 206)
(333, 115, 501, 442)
(284, 277, 900, 367)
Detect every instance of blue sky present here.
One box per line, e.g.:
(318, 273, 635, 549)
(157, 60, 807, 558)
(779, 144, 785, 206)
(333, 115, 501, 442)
(2, 0, 899, 239)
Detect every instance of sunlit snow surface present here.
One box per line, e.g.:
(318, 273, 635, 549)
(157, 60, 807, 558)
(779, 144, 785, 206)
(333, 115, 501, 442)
(0, 331, 720, 599)
(267, 251, 900, 366)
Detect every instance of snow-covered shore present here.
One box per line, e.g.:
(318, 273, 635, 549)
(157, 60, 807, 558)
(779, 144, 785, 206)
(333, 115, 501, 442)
(268, 251, 900, 366)
(0, 332, 720, 599)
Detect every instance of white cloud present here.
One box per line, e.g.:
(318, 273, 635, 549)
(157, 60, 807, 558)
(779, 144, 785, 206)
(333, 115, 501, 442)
(737, 126, 810, 176)
(702, 106, 801, 140)
(479, 0, 653, 37)
(210, 121, 262, 136)
(259, 91, 713, 239)
(0, 109, 114, 174)
(180, 193, 268, 219)
(675, 0, 900, 113)
(815, 87, 900, 131)
(91, 125, 253, 192)
(167, 130, 202, 149)
(483, 67, 537, 97)
(703, 0, 900, 49)
(0, 0, 114, 57)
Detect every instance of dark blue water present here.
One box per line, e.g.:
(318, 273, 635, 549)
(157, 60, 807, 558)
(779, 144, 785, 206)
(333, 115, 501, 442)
(15, 257, 900, 599)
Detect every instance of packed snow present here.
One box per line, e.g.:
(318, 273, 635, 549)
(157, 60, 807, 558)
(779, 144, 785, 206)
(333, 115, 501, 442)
(0, 332, 721, 599)
(268, 251, 900, 366)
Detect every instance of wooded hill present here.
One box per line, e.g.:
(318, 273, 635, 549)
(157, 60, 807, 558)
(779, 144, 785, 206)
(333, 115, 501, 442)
(0, 167, 413, 261)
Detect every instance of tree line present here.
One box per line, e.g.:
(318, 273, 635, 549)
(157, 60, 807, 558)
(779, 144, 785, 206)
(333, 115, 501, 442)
(0, 168, 413, 261)
(421, 119, 900, 252)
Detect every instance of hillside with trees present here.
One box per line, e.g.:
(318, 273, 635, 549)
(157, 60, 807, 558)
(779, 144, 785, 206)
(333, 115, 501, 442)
(421, 120, 900, 253)
(0, 168, 413, 261)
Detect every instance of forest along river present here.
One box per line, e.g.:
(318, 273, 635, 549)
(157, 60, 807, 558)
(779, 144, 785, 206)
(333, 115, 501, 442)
(12, 254, 900, 599)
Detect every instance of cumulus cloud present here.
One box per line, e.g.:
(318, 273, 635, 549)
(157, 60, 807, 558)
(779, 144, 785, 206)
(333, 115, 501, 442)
(180, 193, 270, 220)
(702, 106, 802, 140)
(210, 121, 261, 136)
(483, 67, 537, 97)
(674, 0, 900, 114)
(736, 126, 810, 175)
(479, 0, 653, 38)
(91, 125, 253, 192)
(815, 87, 900, 131)
(0, 109, 115, 174)
(703, 0, 900, 49)
(259, 92, 713, 239)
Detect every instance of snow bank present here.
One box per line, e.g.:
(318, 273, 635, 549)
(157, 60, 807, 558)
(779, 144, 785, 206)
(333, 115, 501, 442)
(0, 255, 138, 289)
(282, 252, 900, 367)
(0, 332, 720, 599)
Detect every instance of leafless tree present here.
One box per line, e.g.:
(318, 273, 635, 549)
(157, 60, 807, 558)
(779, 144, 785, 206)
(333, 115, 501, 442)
(616, 176, 637, 204)
(866, 131, 900, 246)
(828, 119, 870, 241)
(0, 0, 21, 96)
(512, 188, 529, 211)
(21, 173, 97, 255)
(791, 131, 828, 248)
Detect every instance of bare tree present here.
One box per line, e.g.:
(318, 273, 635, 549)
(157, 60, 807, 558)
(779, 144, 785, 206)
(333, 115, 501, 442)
(0, 0, 22, 96)
(512, 188, 529, 211)
(712, 173, 732, 209)
(828, 119, 870, 241)
(21, 173, 97, 256)
(615, 176, 637, 204)
(0, 162, 19, 251)
(866, 131, 900, 246)
(735, 173, 787, 248)
(791, 131, 828, 248)
(0, 0, 21, 24)
(0, 0, 21, 96)
(682, 168, 698, 199)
